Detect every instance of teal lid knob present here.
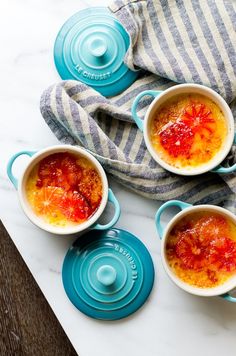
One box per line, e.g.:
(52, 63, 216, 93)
(97, 265, 117, 286)
(54, 7, 139, 97)
(62, 228, 155, 320)
(89, 37, 107, 58)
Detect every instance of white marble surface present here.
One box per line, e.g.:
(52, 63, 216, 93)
(1, 1, 236, 355)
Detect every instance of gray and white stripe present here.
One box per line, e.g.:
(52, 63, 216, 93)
(40, 0, 236, 210)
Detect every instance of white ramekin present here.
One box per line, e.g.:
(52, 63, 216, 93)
(7, 145, 120, 235)
(155, 200, 236, 302)
(132, 84, 236, 176)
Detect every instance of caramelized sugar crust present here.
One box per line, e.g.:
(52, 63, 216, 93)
(150, 94, 227, 169)
(26, 153, 103, 227)
(166, 212, 236, 288)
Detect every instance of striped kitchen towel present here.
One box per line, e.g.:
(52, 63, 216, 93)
(40, 0, 236, 208)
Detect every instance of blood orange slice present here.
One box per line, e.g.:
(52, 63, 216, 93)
(182, 102, 216, 136)
(58, 190, 93, 222)
(195, 215, 230, 239)
(37, 153, 82, 190)
(175, 229, 207, 270)
(169, 214, 236, 273)
(209, 236, 236, 272)
(33, 186, 64, 215)
(159, 121, 194, 157)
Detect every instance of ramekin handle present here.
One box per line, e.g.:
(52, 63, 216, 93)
(155, 200, 192, 239)
(131, 90, 162, 131)
(212, 133, 236, 174)
(220, 293, 236, 302)
(7, 151, 36, 189)
(92, 189, 121, 230)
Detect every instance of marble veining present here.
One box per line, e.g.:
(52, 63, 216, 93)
(1, 1, 236, 355)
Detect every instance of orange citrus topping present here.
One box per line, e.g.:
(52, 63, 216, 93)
(26, 152, 102, 226)
(150, 94, 227, 169)
(166, 212, 236, 288)
(32, 186, 64, 215)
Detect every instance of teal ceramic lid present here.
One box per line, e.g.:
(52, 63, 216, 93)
(62, 228, 154, 320)
(54, 7, 139, 97)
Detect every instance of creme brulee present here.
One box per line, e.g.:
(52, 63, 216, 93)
(26, 152, 103, 227)
(166, 212, 236, 288)
(150, 94, 227, 169)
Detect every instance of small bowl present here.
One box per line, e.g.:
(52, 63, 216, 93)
(7, 145, 120, 235)
(132, 84, 236, 176)
(155, 200, 236, 302)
